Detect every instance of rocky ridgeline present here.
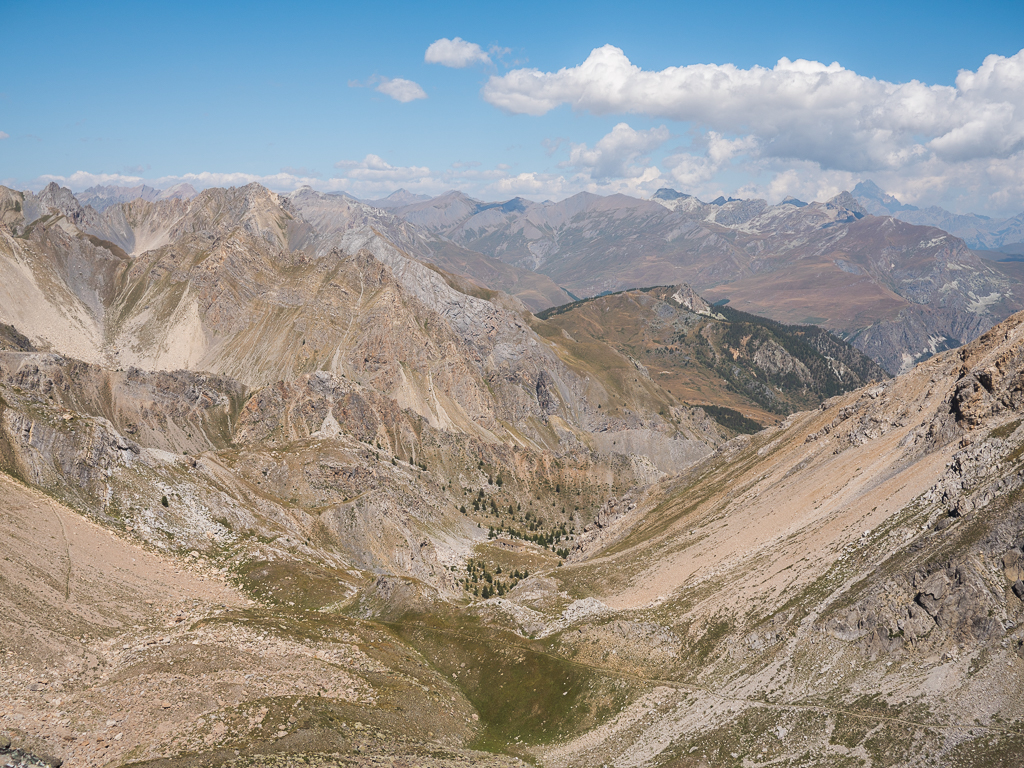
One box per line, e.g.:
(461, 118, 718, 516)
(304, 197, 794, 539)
(815, 316, 1024, 658)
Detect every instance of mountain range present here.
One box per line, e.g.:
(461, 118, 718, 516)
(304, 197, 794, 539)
(4, 180, 1024, 767)
(77, 182, 198, 211)
(852, 179, 1024, 252)
(52, 179, 1024, 379)
(381, 186, 1024, 375)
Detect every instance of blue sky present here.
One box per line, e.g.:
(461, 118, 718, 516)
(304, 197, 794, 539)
(2, 0, 1023, 214)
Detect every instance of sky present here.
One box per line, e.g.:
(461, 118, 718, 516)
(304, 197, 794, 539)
(2, 0, 1023, 215)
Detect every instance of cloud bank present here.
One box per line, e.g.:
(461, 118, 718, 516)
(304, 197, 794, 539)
(476, 45, 1024, 212)
(483, 45, 1024, 172)
(567, 123, 669, 180)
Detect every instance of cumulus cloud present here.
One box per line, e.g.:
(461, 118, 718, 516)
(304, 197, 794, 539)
(425, 37, 491, 68)
(663, 132, 759, 188)
(330, 154, 437, 196)
(486, 171, 568, 198)
(733, 162, 859, 207)
(567, 123, 669, 179)
(0, 131, 8, 140)
(374, 77, 427, 103)
(483, 45, 1024, 176)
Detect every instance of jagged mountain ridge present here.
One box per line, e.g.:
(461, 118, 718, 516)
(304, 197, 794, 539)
(851, 179, 919, 215)
(4, 182, 570, 313)
(288, 185, 572, 310)
(390, 187, 1024, 375)
(0, 181, 736, 478)
(77, 182, 198, 211)
(852, 179, 1024, 251)
(28, 180, 1024, 378)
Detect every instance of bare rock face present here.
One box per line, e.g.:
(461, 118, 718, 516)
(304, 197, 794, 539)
(669, 284, 714, 315)
(0, 352, 244, 454)
(0, 400, 140, 505)
(949, 317, 1024, 426)
(808, 315, 1024, 668)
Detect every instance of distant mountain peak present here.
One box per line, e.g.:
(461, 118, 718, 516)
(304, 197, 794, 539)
(477, 197, 529, 215)
(826, 191, 869, 216)
(371, 188, 433, 209)
(77, 182, 196, 212)
(852, 179, 918, 215)
(652, 188, 692, 201)
(709, 195, 741, 206)
(781, 196, 808, 207)
(670, 284, 718, 316)
(36, 182, 85, 221)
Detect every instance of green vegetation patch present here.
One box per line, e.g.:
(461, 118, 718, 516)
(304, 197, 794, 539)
(391, 614, 638, 754)
(990, 418, 1023, 441)
(234, 559, 360, 611)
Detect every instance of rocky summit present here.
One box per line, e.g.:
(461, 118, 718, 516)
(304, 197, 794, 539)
(3, 183, 1024, 768)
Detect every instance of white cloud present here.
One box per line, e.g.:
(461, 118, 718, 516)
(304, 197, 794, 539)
(486, 171, 567, 198)
(169, 171, 326, 189)
(36, 170, 327, 194)
(374, 77, 427, 103)
(334, 153, 430, 180)
(735, 162, 859, 207)
(425, 37, 491, 68)
(567, 123, 669, 179)
(483, 45, 1024, 175)
(332, 154, 435, 196)
(0, 132, 8, 140)
(663, 133, 759, 188)
(35, 158, 520, 202)
(37, 170, 145, 188)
